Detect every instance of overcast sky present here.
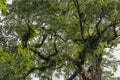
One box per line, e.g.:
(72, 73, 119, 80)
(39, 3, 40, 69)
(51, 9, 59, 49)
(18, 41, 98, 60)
(112, 44, 120, 77)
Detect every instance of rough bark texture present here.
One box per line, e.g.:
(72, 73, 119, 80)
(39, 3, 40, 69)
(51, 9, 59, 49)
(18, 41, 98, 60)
(91, 54, 102, 80)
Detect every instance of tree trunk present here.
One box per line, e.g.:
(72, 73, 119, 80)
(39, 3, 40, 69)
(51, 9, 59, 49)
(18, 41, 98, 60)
(92, 54, 102, 80)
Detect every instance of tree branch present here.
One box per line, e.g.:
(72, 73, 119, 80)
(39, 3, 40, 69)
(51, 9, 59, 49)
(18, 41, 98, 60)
(49, 38, 58, 57)
(35, 34, 47, 48)
(81, 72, 91, 80)
(73, 0, 85, 41)
(101, 21, 120, 34)
(22, 65, 53, 79)
(95, 8, 104, 36)
(113, 26, 118, 37)
(30, 48, 50, 61)
(67, 71, 78, 80)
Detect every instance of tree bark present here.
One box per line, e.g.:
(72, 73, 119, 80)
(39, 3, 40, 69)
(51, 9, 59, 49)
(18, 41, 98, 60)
(91, 54, 102, 80)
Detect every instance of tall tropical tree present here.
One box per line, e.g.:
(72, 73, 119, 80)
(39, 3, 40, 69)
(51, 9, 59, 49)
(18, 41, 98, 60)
(0, 0, 120, 80)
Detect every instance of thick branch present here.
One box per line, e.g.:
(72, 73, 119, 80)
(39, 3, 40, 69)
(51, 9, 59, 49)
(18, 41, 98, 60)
(30, 48, 50, 61)
(108, 26, 118, 42)
(31, 37, 58, 61)
(81, 73, 91, 80)
(49, 38, 58, 57)
(113, 26, 118, 37)
(73, 0, 85, 41)
(101, 21, 120, 34)
(35, 34, 47, 48)
(95, 9, 103, 36)
(23, 65, 53, 79)
(67, 71, 78, 80)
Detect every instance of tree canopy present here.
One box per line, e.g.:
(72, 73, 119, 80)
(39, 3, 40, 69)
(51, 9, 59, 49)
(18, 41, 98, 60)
(0, 0, 7, 14)
(0, 0, 120, 80)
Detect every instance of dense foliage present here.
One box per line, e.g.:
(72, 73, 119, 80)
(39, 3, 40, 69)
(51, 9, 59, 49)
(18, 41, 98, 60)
(0, 0, 120, 80)
(0, 0, 7, 14)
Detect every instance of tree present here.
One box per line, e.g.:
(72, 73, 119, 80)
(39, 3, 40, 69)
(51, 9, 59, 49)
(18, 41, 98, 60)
(0, 0, 120, 80)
